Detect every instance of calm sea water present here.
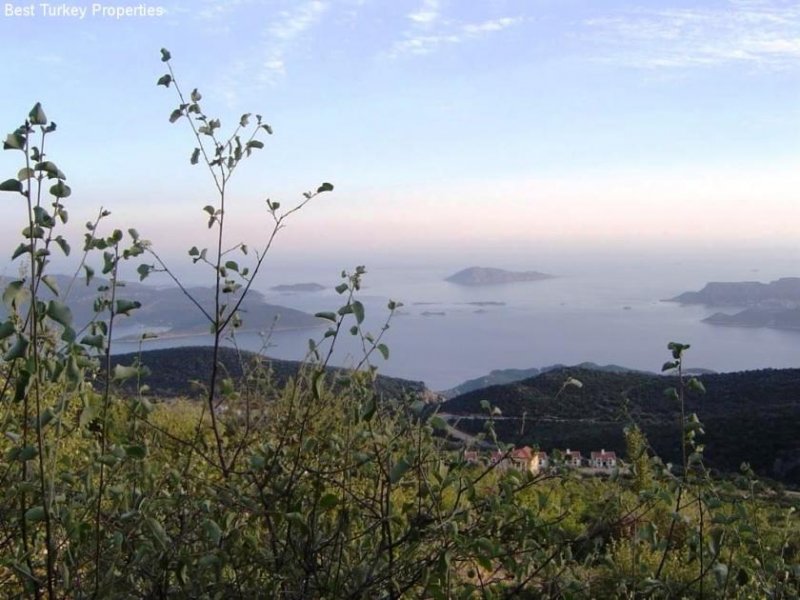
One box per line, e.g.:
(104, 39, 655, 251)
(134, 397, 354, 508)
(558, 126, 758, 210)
(112, 251, 800, 391)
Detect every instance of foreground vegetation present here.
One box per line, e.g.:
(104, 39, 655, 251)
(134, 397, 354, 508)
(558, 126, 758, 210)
(0, 50, 797, 598)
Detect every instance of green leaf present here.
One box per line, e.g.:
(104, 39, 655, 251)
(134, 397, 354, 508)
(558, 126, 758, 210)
(115, 299, 141, 316)
(352, 300, 365, 324)
(34, 161, 61, 178)
(315, 312, 337, 322)
(4, 132, 25, 150)
(146, 517, 169, 550)
(17, 167, 34, 181)
(313, 370, 324, 401)
(124, 445, 147, 460)
(377, 343, 389, 360)
(712, 563, 728, 587)
(190, 88, 202, 102)
(319, 493, 338, 510)
(429, 415, 448, 431)
(160, 48, 171, 62)
(390, 458, 411, 484)
(4, 335, 29, 361)
(25, 506, 45, 522)
(11, 243, 30, 260)
(0, 320, 15, 340)
(335, 283, 348, 294)
(84, 264, 94, 284)
(54, 236, 70, 256)
(42, 275, 60, 296)
(246, 140, 264, 150)
(46, 301, 73, 327)
(81, 334, 105, 350)
(3, 280, 27, 308)
(687, 378, 706, 394)
(78, 402, 95, 428)
(157, 74, 172, 87)
(190, 147, 200, 165)
(169, 109, 183, 123)
(49, 181, 71, 198)
(61, 326, 76, 344)
(16, 446, 38, 461)
(13, 369, 31, 402)
(203, 519, 222, 546)
(28, 103, 47, 125)
(317, 182, 334, 193)
(113, 364, 140, 382)
(0, 179, 23, 193)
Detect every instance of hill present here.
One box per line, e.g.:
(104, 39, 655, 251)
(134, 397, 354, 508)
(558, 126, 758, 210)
(442, 367, 800, 484)
(110, 346, 431, 402)
(439, 362, 649, 398)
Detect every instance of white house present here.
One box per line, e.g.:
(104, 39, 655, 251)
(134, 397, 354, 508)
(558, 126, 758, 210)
(563, 448, 583, 468)
(590, 449, 617, 469)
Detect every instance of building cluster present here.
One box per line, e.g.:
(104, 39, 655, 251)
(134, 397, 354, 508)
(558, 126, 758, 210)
(463, 446, 618, 475)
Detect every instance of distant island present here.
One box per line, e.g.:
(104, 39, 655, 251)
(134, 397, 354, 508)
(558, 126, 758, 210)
(0, 275, 323, 338)
(270, 282, 326, 292)
(669, 277, 800, 306)
(669, 277, 800, 331)
(445, 267, 553, 286)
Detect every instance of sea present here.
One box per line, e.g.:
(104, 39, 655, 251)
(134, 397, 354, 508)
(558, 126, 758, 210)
(112, 248, 800, 392)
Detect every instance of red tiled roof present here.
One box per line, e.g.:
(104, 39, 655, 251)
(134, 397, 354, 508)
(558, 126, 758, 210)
(591, 451, 617, 460)
(510, 446, 533, 460)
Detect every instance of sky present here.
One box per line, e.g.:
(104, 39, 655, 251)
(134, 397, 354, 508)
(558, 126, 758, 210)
(0, 0, 799, 276)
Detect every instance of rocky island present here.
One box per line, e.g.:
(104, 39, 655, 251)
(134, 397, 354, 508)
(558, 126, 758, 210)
(669, 277, 800, 306)
(445, 267, 553, 286)
(669, 277, 800, 331)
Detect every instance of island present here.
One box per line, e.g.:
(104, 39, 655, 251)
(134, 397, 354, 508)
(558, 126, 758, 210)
(668, 277, 800, 332)
(270, 282, 326, 292)
(445, 267, 553, 286)
(0, 274, 323, 338)
(668, 277, 800, 307)
(703, 308, 800, 330)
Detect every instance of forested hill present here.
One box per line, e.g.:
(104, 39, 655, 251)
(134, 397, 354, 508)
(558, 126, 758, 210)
(442, 368, 800, 484)
(111, 346, 431, 402)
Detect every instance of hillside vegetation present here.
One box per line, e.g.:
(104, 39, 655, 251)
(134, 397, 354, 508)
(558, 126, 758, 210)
(110, 345, 429, 401)
(443, 367, 800, 484)
(0, 53, 796, 598)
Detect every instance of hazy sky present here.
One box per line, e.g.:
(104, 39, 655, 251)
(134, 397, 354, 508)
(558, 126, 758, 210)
(1, 0, 799, 272)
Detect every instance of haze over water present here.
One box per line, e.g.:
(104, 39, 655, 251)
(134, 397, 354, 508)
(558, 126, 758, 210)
(116, 246, 800, 391)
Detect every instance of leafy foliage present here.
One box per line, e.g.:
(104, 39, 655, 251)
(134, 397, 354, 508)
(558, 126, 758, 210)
(0, 52, 796, 599)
